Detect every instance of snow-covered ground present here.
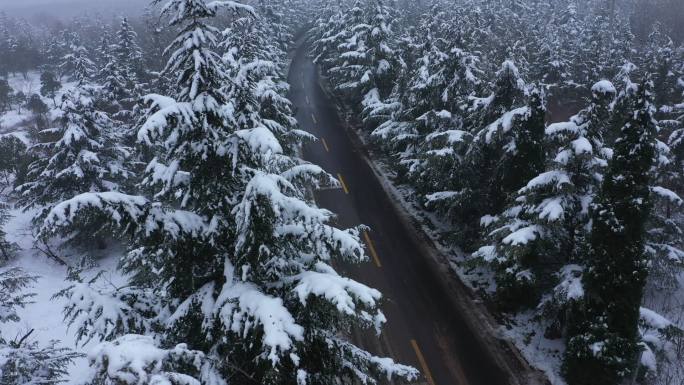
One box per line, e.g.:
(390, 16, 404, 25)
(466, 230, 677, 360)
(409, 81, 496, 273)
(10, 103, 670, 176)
(1, 72, 77, 133)
(0, 71, 113, 384)
(2, 205, 125, 384)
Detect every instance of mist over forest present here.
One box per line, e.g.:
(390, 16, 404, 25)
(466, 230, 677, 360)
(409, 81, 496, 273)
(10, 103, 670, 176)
(0, 1, 683, 385)
(0, 0, 146, 19)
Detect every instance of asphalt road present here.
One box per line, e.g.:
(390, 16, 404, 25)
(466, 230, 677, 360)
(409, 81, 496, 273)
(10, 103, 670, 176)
(288, 41, 513, 385)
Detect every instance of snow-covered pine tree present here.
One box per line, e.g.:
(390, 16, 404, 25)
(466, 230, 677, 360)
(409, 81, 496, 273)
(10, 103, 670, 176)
(372, 28, 482, 196)
(98, 47, 130, 116)
(256, 1, 293, 54)
(359, 0, 402, 127)
(641, 23, 680, 110)
(644, 71, 684, 294)
(604, 62, 639, 146)
(665, 74, 684, 172)
(641, 48, 683, 294)
(646, 142, 684, 293)
(17, 84, 130, 244)
(0, 135, 29, 189)
(539, 2, 578, 99)
(44, 1, 417, 384)
(309, 7, 347, 71)
(0, 79, 11, 113)
(222, 14, 307, 154)
(39, 72, 61, 108)
(93, 28, 112, 71)
(426, 60, 531, 245)
(0, 200, 17, 263)
(115, 17, 144, 81)
(475, 80, 614, 315)
(44, 32, 72, 78)
(563, 80, 658, 385)
(97, 17, 148, 122)
(60, 44, 95, 85)
(326, 0, 400, 125)
(0, 268, 80, 385)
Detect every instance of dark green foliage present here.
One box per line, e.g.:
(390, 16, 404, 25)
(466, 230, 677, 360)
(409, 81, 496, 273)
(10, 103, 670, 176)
(0, 79, 10, 113)
(564, 81, 658, 385)
(0, 202, 18, 263)
(17, 87, 130, 247)
(25, 94, 49, 133)
(25, 94, 47, 116)
(500, 88, 546, 198)
(40, 72, 61, 107)
(0, 135, 29, 189)
(312, 2, 684, 382)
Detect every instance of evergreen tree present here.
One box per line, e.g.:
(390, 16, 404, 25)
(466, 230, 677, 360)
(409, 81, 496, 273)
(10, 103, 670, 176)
(309, 5, 350, 72)
(98, 45, 132, 120)
(43, 1, 417, 384)
(0, 135, 29, 189)
(115, 18, 144, 76)
(44, 32, 74, 78)
(17, 86, 129, 238)
(0, 79, 10, 113)
(664, 88, 684, 197)
(0, 200, 18, 263)
(372, 27, 482, 189)
(641, 23, 679, 110)
(40, 72, 61, 108)
(328, 0, 400, 122)
(93, 32, 112, 71)
(427, 60, 530, 245)
(61, 44, 95, 85)
(25, 93, 49, 131)
(644, 75, 684, 294)
(564, 80, 658, 385)
(476, 81, 614, 315)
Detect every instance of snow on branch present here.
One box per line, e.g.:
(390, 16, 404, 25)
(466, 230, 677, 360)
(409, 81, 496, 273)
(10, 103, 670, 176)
(520, 170, 572, 193)
(138, 95, 197, 147)
(214, 280, 305, 365)
(290, 262, 384, 330)
(44, 192, 207, 240)
(329, 336, 419, 384)
(480, 106, 530, 144)
(281, 164, 339, 191)
(88, 334, 204, 385)
(638, 307, 683, 375)
(45, 192, 148, 229)
(55, 279, 152, 345)
(650, 186, 683, 205)
(0, 268, 38, 323)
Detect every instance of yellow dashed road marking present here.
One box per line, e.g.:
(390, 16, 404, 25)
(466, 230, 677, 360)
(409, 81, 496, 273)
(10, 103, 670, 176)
(311, 113, 317, 124)
(411, 339, 437, 385)
(337, 173, 349, 194)
(321, 138, 330, 152)
(363, 230, 382, 268)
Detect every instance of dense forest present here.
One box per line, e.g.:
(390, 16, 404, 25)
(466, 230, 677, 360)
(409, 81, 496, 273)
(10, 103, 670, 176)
(0, 0, 683, 385)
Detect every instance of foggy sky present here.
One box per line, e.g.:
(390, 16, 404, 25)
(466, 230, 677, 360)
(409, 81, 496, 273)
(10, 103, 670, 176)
(0, 0, 148, 18)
